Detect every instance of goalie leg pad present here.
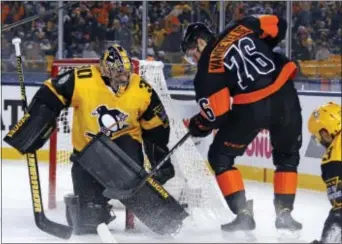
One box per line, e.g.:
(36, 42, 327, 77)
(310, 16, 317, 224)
(70, 133, 144, 191)
(4, 99, 57, 154)
(121, 178, 189, 235)
(64, 194, 113, 235)
(71, 132, 189, 235)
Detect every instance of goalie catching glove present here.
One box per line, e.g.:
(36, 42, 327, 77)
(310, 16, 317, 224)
(4, 86, 65, 153)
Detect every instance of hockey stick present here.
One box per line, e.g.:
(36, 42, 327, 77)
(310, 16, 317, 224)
(12, 38, 72, 239)
(2, 2, 76, 32)
(103, 131, 191, 200)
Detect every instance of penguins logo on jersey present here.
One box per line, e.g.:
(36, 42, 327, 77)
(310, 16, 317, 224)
(86, 105, 129, 138)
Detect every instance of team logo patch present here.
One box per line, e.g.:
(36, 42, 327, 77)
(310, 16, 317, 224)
(86, 105, 129, 138)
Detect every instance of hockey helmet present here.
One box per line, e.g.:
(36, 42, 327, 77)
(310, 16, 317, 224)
(181, 22, 213, 64)
(308, 102, 341, 145)
(100, 44, 132, 94)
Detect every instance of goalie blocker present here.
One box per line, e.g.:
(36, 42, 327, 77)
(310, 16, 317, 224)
(70, 132, 189, 235)
(3, 86, 63, 154)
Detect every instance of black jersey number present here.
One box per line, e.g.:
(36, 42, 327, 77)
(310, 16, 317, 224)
(224, 37, 275, 90)
(139, 79, 152, 93)
(77, 67, 92, 79)
(323, 146, 333, 162)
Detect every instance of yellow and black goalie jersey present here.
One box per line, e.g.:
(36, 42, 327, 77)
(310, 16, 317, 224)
(44, 65, 169, 152)
(321, 131, 342, 210)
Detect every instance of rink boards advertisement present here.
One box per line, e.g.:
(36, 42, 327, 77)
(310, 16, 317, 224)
(1, 84, 341, 191)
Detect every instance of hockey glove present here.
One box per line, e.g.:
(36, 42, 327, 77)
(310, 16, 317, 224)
(184, 113, 212, 138)
(144, 140, 175, 185)
(154, 161, 175, 185)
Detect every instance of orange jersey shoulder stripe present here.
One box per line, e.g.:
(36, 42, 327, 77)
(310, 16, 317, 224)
(258, 15, 279, 38)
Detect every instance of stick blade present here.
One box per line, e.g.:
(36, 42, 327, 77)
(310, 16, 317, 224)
(36, 218, 73, 239)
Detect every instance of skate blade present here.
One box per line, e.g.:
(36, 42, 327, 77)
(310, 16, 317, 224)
(277, 229, 301, 242)
(222, 230, 257, 243)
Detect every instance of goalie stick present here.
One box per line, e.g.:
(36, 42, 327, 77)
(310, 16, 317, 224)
(11, 38, 72, 239)
(103, 131, 191, 200)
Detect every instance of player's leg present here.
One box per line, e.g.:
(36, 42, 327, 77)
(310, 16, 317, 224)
(66, 134, 145, 235)
(65, 163, 113, 235)
(269, 81, 303, 231)
(208, 108, 262, 232)
(317, 164, 342, 243)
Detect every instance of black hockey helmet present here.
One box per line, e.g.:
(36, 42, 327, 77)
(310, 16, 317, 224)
(180, 22, 214, 54)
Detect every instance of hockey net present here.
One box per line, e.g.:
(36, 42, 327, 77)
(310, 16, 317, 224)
(48, 58, 229, 230)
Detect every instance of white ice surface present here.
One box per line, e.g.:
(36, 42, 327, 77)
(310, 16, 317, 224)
(1, 159, 330, 243)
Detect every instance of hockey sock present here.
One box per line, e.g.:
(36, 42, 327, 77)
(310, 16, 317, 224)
(273, 171, 298, 212)
(216, 168, 247, 214)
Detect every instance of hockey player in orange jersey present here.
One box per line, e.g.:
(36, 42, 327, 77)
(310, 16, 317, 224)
(181, 15, 303, 233)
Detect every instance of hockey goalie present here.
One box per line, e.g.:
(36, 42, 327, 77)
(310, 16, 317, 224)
(4, 44, 188, 236)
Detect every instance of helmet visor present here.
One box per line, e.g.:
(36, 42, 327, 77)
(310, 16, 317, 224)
(184, 47, 198, 65)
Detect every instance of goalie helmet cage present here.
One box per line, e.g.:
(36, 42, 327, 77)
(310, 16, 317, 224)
(48, 58, 229, 231)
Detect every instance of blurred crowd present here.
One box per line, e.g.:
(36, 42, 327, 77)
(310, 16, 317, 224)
(1, 1, 341, 74)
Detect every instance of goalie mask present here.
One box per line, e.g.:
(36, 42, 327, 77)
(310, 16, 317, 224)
(100, 44, 132, 95)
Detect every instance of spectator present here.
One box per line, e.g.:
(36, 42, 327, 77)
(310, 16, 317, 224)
(106, 19, 120, 41)
(1, 0, 341, 74)
(161, 23, 182, 53)
(1, 38, 12, 71)
(82, 42, 99, 58)
(292, 26, 314, 60)
(152, 21, 167, 49)
(332, 28, 342, 54)
(147, 37, 158, 59)
(24, 41, 42, 70)
(118, 22, 132, 54)
(315, 41, 332, 60)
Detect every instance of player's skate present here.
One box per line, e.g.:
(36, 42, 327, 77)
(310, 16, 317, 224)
(64, 194, 115, 235)
(275, 208, 302, 241)
(221, 200, 256, 241)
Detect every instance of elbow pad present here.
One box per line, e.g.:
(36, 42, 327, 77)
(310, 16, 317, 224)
(4, 86, 65, 154)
